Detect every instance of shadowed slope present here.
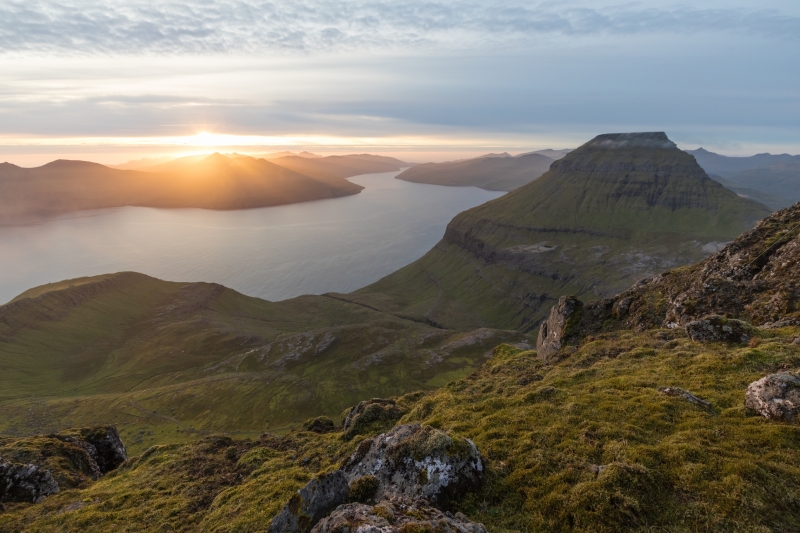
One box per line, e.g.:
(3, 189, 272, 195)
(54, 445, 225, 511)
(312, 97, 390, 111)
(344, 133, 771, 332)
(0, 154, 363, 221)
(395, 152, 554, 191)
(0, 273, 528, 450)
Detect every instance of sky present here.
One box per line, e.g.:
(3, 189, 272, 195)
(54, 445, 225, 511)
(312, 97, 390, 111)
(1, 0, 798, 166)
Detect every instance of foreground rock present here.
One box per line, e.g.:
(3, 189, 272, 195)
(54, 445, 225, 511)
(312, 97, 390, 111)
(270, 424, 484, 532)
(52, 425, 128, 475)
(268, 471, 350, 533)
(342, 424, 483, 507)
(536, 296, 583, 360)
(685, 315, 754, 344)
(311, 496, 487, 533)
(0, 425, 127, 504)
(745, 373, 800, 421)
(0, 462, 59, 503)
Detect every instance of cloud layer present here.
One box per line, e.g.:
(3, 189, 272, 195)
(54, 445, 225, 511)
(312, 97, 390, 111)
(1, 0, 798, 55)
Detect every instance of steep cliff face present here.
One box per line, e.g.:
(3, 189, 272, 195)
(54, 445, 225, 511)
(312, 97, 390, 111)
(347, 133, 771, 332)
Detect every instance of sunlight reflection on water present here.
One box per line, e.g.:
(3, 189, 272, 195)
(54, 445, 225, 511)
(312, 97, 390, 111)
(0, 171, 504, 303)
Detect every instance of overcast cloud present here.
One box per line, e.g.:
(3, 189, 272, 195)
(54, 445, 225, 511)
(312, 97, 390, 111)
(2, 1, 799, 55)
(0, 0, 798, 163)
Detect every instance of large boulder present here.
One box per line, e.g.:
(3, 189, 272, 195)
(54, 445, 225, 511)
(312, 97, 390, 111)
(536, 296, 583, 361)
(745, 372, 800, 421)
(51, 425, 127, 476)
(311, 496, 488, 533)
(342, 424, 483, 508)
(342, 398, 405, 441)
(685, 315, 754, 344)
(268, 471, 350, 533)
(0, 461, 59, 503)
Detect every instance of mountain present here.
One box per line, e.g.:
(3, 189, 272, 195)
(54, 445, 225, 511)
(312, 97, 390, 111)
(395, 152, 555, 191)
(110, 156, 174, 170)
(0, 272, 528, 451)
(268, 154, 409, 181)
(0, 154, 363, 221)
(687, 148, 800, 209)
(711, 174, 788, 210)
(4, 205, 800, 531)
(687, 147, 800, 176)
(343, 133, 771, 332)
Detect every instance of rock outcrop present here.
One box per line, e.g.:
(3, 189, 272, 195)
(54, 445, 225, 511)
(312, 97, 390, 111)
(342, 424, 483, 508)
(745, 373, 800, 421)
(270, 424, 484, 532)
(0, 425, 127, 503)
(311, 496, 488, 533)
(684, 315, 754, 344)
(536, 296, 583, 360)
(577, 203, 800, 336)
(0, 462, 59, 503)
(268, 471, 350, 533)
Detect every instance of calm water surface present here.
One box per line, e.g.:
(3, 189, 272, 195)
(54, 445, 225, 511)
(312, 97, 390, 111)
(0, 171, 503, 304)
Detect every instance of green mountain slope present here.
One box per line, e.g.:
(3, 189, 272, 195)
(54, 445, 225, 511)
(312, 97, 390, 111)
(395, 152, 554, 191)
(344, 133, 771, 332)
(3, 327, 800, 532)
(0, 272, 528, 451)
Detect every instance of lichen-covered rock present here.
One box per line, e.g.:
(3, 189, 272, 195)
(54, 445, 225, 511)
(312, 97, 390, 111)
(303, 416, 336, 434)
(685, 315, 753, 344)
(745, 372, 800, 421)
(0, 461, 59, 503)
(268, 470, 350, 533)
(342, 398, 405, 440)
(342, 424, 482, 508)
(311, 496, 488, 533)
(52, 425, 127, 475)
(536, 296, 583, 360)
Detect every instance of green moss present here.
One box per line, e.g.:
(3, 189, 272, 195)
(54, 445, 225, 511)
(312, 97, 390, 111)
(4, 329, 800, 532)
(348, 475, 380, 504)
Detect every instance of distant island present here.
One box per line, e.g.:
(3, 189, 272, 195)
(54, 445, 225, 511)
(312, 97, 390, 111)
(394, 149, 570, 191)
(0, 152, 409, 221)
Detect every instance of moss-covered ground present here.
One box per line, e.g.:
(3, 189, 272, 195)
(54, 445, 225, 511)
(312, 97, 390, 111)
(3, 327, 800, 532)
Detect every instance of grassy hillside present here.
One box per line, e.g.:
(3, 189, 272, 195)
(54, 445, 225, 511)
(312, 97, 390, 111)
(0, 154, 363, 221)
(0, 272, 528, 452)
(3, 327, 799, 532)
(345, 133, 771, 332)
(395, 152, 554, 191)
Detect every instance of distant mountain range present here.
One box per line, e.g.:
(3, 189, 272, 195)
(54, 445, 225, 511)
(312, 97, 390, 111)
(687, 147, 800, 209)
(0, 153, 408, 221)
(395, 149, 571, 191)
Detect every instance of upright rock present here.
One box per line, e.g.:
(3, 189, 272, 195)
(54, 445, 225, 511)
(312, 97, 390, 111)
(0, 462, 59, 503)
(268, 471, 350, 533)
(537, 296, 583, 360)
(745, 373, 800, 421)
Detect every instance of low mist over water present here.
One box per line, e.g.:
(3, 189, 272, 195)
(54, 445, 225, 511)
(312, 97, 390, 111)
(0, 171, 503, 304)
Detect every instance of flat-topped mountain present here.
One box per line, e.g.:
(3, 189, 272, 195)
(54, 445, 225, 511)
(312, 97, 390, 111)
(344, 132, 771, 332)
(0, 153, 364, 221)
(395, 152, 554, 191)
